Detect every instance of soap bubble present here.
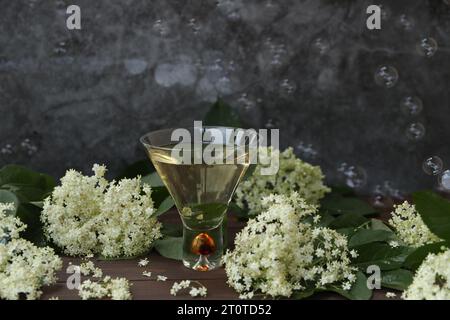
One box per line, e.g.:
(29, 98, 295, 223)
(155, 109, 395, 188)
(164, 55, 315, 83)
(339, 165, 367, 189)
(405, 122, 426, 141)
(311, 37, 330, 56)
(400, 96, 423, 116)
(279, 79, 296, 96)
(20, 138, 38, 156)
(188, 18, 201, 34)
(374, 65, 398, 88)
(295, 142, 318, 160)
(397, 14, 414, 31)
(370, 184, 389, 208)
(124, 59, 148, 76)
(422, 156, 444, 176)
(1, 144, 13, 155)
(439, 170, 450, 190)
(383, 180, 405, 202)
(153, 19, 170, 36)
(416, 38, 438, 58)
(237, 93, 256, 111)
(265, 118, 279, 129)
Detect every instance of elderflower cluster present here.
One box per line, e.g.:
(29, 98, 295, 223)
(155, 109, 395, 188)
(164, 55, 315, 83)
(170, 280, 207, 297)
(388, 201, 440, 248)
(223, 193, 357, 299)
(0, 203, 62, 300)
(41, 164, 162, 257)
(234, 147, 330, 217)
(403, 249, 450, 300)
(79, 276, 132, 300)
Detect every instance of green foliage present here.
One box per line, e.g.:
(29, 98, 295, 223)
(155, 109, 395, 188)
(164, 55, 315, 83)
(412, 191, 450, 242)
(203, 98, 242, 128)
(403, 241, 449, 270)
(381, 269, 414, 291)
(354, 243, 413, 271)
(326, 271, 373, 300)
(0, 165, 55, 246)
(154, 237, 183, 260)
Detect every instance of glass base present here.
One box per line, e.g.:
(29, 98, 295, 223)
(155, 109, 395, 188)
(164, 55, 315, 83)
(182, 223, 223, 271)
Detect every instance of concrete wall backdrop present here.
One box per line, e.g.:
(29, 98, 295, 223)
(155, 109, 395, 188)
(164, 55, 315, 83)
(1, 0, 449, 194)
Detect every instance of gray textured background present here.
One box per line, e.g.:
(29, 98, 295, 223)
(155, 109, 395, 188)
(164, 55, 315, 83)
(1, 0, 449, 195)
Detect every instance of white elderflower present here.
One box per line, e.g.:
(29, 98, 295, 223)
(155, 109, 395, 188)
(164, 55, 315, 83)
(79, 261, 103, 278)
(41, 164, 162, 257)
(223, 193, 357, 299)
(157, 275, 167, 282)
(79, 276, 132, 300)
(48, 296, 59, 300)
(138, 258, 149, 267)
(234, 147, 330, 217)
(386, 292, 397, 299)
(389, 201, 440, 248)
(403, 249, 450, 300)
(0, 204, 62, 300)
(170, 280, 207, 297)
(389, 240, 399, 248)
(142, 271, 152, 278)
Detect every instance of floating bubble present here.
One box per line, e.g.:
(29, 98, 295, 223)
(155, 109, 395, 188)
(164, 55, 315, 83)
(370, 185, 389, 208)
(279, 79, 296, 96)
(400, 96, 423, 116)
(417, 37, 438, 58)
(397, 14, 414, 31)
(188, 18, 201, 34)
(1, 144, 13, 155)
(153, 19, 170, 36)
(311, 37, 330, 56)
(20, 138, 38, 156)
(374, 65, 398, 88)
(383, 180, 405, 201)
(439, 170, 450, 190)
(295, 142, 318, 160)
(422, 156, 444, 176)
(237, 93, 256, 111)
(124, 59, 148, 76)
(344, 165, 367, 189)
(405, 122, 426, 141)
(265, 118, 277, 129)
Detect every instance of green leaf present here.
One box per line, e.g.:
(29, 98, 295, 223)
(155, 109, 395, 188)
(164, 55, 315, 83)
(381, 269, 414, 291)
(413, 191, 450, 242)
(354, 243, 414, 271)
(321, 194, 377, 216)
(370, 218, 393, 232)
(336, 227, 357, 238)
(326, 271, 372, 300)
(151, 186, 171, 208)
(142, 171, 165, 187)
(154, 237, 183, 260)
(229, 202, 248, 220)
(328, 212, 368, 229)
(116, 160, 154, 180)
(203, 99, 242, 127)
(348, 229, 395, 248)
(154, 196, 175, 217)
(291, 288, 316, 300)
(242, 164, 257, 181)
(403, 241, 448, 270)
(160, 223, 183, 237)
(16, 203, 47, 247)
(0, 189, 19, 214)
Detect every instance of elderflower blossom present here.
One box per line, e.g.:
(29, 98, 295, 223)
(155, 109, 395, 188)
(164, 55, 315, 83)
(138, 258, 149, 267)
(223, 193, 357, 299)
(234, 147, 330, 217)
(170, 280, 207, 297)
(403, 249, 450, 300)
(0, 204, 62, 300)
(41, 164, 162, 257)
(79, 261, 103, 278)
(79, 276, 132, 300)
(389, 202, 440, 248)
(157, 275, 167, 281)
(386, 292, 397, 299)
(142, 271, 152, 277)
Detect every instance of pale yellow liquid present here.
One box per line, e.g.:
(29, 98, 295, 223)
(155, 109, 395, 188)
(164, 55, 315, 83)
(148, 143, 250, 229)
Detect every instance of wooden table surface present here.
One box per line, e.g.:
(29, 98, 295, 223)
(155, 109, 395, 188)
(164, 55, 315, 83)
(40, 210, 399, 300)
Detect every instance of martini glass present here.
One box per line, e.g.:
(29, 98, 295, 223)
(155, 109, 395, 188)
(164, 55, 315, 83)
(141, 126, 254, 271)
